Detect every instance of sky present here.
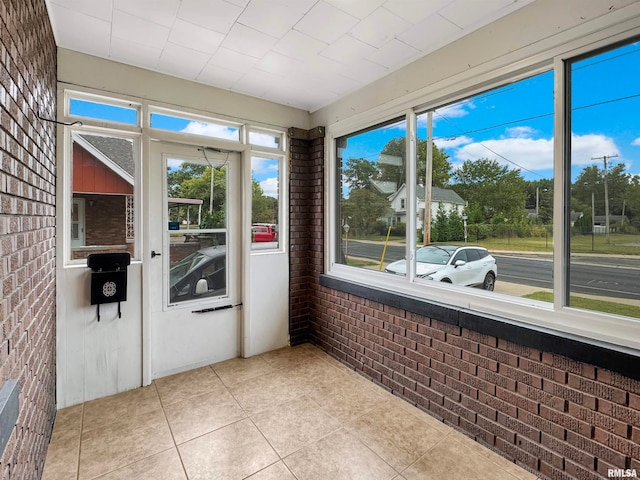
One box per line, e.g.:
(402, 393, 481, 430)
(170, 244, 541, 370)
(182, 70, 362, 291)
(340, 41, 640, 185)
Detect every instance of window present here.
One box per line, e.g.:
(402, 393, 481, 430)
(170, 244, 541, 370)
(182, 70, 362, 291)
(328, 33, 640, 351)
(568, 40, 640, 317)
(251, 156, 281, 250)
(249, 129, 284, 149)
(336, 117, 406, 270)
(69, 132, 138, 261)
(69, 97, 139, 125)
(150, 111, 240, 141)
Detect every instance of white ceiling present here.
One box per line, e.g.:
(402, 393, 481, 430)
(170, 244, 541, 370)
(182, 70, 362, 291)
(46, 0, 534, 112)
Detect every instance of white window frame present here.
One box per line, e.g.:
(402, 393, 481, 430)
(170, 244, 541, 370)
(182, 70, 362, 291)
(325, 23, 640, 355)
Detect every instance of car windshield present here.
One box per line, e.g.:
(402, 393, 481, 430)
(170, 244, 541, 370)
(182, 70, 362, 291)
(169, 251, 209, 286)
(415, 246, 454, 265)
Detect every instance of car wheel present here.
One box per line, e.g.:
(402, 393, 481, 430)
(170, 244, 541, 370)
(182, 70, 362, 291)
(483, 272, 495, 291)
(440, 278, 452, 283)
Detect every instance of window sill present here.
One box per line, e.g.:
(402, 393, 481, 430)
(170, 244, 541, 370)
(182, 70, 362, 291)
(319, 273, 640, 381)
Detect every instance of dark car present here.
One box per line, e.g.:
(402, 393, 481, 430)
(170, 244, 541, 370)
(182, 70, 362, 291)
(169, 246, 226, 303)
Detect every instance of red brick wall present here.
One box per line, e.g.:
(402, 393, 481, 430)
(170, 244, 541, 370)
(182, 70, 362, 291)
(289, 129, 324, 345)
(0, 0, 57, 479)
(293, 130, 640, 479)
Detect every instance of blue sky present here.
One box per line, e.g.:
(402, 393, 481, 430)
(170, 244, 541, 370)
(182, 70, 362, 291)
(340, 41, 640, 184)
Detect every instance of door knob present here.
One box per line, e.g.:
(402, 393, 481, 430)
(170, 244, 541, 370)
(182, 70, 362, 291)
(151, 250, 161, 258)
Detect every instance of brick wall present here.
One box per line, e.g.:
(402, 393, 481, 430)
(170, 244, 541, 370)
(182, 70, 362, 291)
(0, 0, 57, 479)
(296, 131, 640, 479)
(289, 128, 324, 345)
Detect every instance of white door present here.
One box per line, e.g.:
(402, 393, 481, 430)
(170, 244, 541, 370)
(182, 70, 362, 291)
(147, 142, 242, 379)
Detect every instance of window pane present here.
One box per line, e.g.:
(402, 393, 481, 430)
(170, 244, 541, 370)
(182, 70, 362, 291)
(249, 131, 283, 149)
(569, 41, 640, 318)
(416, 70, 554, 296)
(69, 99, 138, 125)
(251, 156, 280, 250)
(70, 133, 136, 260)
(151, 112, 240, 141)
(336, 117, 406, 271)
(166, 157, 228, 304)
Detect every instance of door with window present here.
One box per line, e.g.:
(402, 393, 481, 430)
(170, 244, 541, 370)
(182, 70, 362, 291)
(147, 142, 242, 378)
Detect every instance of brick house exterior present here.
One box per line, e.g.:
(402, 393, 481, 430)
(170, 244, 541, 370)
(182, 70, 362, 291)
(0, 0, 57, 478)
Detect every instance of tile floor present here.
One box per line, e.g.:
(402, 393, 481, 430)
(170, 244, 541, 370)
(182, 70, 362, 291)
(42, 344, 539, 480)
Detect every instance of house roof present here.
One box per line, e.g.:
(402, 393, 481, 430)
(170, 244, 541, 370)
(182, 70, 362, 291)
(77, 134, 134, 177)
(416, 185, 465, 205)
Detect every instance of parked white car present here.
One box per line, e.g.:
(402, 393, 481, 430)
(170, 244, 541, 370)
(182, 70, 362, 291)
(385, 244, 497, 291)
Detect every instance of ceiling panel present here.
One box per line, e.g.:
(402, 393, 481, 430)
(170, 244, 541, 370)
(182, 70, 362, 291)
(45, 0, 535, 112)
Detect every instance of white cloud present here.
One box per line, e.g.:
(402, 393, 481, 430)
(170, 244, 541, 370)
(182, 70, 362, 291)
(252, 157, 279, 176)
(181, 121, 239, 140)
(632, 138, 640, 146)
(505, 126, 537, 138)
(452, 133, 619, 172)
(260, 177, 279, 199)
(436, 100, 474, 119)
(434, 136, 473, 149)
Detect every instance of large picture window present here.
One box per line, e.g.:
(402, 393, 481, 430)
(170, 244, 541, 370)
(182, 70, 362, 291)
(330, 35, 640, 349)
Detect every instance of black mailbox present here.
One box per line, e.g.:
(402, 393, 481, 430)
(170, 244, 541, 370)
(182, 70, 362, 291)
(87, 253, 130, 321)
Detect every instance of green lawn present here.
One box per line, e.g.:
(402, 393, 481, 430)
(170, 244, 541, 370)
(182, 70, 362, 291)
(524, 291, 640, 319)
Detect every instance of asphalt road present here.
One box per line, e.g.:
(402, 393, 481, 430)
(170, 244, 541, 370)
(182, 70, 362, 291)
(344, 240, 640, 300)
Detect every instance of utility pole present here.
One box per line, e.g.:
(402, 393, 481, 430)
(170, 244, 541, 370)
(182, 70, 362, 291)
(592, 154, 617, 244)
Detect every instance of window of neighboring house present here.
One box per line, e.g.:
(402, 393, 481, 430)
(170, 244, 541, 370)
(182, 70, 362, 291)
(150, 111, 241, 142)
(567, 40, 640, 317)
(68, 97, 139, 125)
(336, 117, 406, 270)
(69, 131, 139, 261)
(251, 155, 283, 250)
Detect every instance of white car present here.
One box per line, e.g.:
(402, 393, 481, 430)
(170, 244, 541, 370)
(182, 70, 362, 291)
(385, 244, 497, 291)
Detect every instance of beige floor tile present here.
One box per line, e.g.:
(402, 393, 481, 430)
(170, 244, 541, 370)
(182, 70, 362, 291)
(92, 448, 187, 480)
(164, 387, 246, 444)
(245, 461, 297, 480)
(259, 345, 319, 370)
(374, 389, 452, 435)
(284, 428, 397, 480)
(41, 425, 81, 480)
(78, 409, 174, 480)
(401, 434, 523, 480)
(179, 418, 278, 480)
(211, 355, 276, 387)
(154, 366, 224, 406)
(82, 385, 162, 433)
(53, 404, 84, 433)
(227, 371, 304, 415)
(306, 375, 386, 422)
(346, 401, 448, 471)
(251, 395, 342, 457)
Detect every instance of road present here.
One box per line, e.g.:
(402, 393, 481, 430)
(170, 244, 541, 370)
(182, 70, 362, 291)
(344, 240, 640, 300)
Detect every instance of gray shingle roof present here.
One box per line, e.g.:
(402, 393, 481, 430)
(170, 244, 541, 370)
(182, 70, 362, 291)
(416, 185, 465, 204)
(78, 134, 134, 176)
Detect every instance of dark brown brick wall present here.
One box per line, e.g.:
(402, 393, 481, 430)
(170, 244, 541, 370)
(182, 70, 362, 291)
(289, 131, 324, 345)
(295, 132, 640, 479)
(0, 0, 57, 479)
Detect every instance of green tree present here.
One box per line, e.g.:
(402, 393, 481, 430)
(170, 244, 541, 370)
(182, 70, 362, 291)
(342, 189, 391, 236)
(342, 157, 379, 190)
(452, 158, 527, 222)
(379, 137, 452, 187)
(251, 178, 278, 224)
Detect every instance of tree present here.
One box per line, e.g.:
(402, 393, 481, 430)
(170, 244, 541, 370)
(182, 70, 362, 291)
(572, 163, 630, 218)
(524, 178, 553, 224)
(342, 157, 379, 190)
(378, 137, 452, 187)
(252, 179, 278, 224)
(341, 189, 391, 236)
(452, 158, 527, 223)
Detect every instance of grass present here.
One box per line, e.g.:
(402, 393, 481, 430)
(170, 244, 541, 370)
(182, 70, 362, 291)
(524, 291, 640, 319)
(346, 258, 379, 268)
